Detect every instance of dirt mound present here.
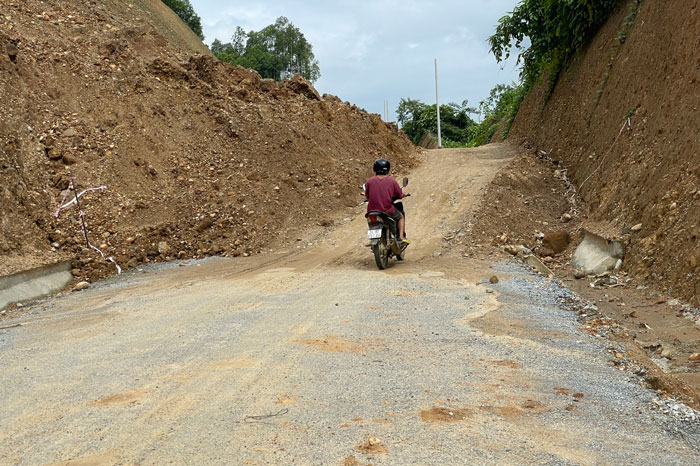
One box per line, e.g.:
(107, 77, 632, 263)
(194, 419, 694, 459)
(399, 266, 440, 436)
(0, 0, 416, 284)
(508, 0, 700, 304)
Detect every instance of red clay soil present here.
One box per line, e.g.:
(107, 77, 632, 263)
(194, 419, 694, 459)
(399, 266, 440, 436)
(508, 0, 700, 305)
(0, 0, 417, 284)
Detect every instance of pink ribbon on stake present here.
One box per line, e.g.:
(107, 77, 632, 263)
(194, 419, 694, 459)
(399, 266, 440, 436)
(54, 185, 107, 218)
(54, 178, 122, 274)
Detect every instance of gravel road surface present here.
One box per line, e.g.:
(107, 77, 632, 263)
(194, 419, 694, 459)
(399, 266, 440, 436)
(2, 146, 699, 465)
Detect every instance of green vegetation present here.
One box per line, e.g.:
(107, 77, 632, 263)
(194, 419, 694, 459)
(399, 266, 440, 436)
(396, 99, 476, 147)
(593, 0, 643, 109)
(489, 0, 622, 91)
(468, 83, 527, 146)
(617, 0, 643, 44)
(396, 85, 527, 147)
(442, 0, 626, 146)
(162, 0, 204, 40)
(211, 17, 320, 83)
(400, 1, 627, 147)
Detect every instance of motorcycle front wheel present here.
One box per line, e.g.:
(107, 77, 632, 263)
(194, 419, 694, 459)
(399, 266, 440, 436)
(372, 231, 389, 270)
(396, 241, 406, 261)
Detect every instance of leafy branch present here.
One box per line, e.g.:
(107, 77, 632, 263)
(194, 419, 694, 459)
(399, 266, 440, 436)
(489, 0, 622, 90)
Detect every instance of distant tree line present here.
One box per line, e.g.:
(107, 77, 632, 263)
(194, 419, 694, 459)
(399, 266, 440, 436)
(211, 17, 320, 83)
(397, 82, 525, 147)
(396, 99, 476, 147)
(469, 83, 526, 146)
(162, 0, 204, 40)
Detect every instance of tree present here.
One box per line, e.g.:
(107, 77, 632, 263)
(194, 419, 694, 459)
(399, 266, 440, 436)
(211, 17, 321, 83)
(468, 83, 526, 146)
(162, 0, 204, 40)
(489, 0, 621, 89)
(397, 98, 476, 146)
(396, 98, 428, 143)
(396, 98, 427, 127)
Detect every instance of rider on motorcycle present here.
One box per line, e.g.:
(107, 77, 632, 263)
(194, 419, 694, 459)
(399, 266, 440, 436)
(365, 158, 409, 243)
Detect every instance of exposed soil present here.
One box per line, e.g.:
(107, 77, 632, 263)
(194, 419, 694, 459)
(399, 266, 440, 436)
(508, 0, 700, 305)
(465, 148, 700, 406)
(2, 0, 699, 458)
(293, 335, 366, 353)
(0, 0, 416, 286)
(354, 438, 388, 455)
(341, 456, 368, 466)
(419, 407, 470, 423)
(3, 147, 700, 465)
(480, 0, 700, 404)
(480, 400, 547, 419)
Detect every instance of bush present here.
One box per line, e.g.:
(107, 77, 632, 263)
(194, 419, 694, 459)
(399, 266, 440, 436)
(162, 0, 204, 40)
(489, 0, 622, 90)
(469, 83, 526, 146)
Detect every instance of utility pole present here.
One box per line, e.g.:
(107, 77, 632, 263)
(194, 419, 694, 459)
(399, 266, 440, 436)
(434, 58, 442, 148)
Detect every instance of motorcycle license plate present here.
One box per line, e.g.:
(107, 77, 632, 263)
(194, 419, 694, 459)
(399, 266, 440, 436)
(367, 229, 382, 239)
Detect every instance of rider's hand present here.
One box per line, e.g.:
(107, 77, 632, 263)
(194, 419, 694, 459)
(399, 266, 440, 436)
(402, 191, 410, 197)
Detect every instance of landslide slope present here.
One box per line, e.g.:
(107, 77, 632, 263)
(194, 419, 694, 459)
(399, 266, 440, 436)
(508, 0, 700, 303)
(0, 0, 416, 282)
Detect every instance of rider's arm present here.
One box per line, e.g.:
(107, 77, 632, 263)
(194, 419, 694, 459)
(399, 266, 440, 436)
(393, 178, 404, 198)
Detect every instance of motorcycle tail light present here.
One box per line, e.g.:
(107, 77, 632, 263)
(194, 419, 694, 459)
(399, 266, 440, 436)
(368, 215, 378, 223)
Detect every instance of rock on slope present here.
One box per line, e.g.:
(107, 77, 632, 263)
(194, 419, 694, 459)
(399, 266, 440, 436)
(508, 0, 700, 304)
(0, 0, 416, 282)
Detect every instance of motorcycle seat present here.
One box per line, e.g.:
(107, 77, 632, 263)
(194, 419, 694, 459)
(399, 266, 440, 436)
(366, 211, 398, 230)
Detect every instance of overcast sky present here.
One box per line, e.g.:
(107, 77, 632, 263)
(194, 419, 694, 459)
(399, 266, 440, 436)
(190, 0, 521, 121)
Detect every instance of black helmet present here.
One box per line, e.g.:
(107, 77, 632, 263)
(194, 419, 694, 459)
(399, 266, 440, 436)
(373, 158, 390, 175)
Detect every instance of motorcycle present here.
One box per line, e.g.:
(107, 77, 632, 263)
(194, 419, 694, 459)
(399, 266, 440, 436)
(363, 177, 410, 270)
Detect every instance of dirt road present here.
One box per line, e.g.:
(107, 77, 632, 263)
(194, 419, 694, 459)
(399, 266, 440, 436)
(2, 145, 699, 465)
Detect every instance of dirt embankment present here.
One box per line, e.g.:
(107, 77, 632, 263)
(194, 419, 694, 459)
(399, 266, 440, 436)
(0, 0, 416, 283)
(508, 0, 700, 305)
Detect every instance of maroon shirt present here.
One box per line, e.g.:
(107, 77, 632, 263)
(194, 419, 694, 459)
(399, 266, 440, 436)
(366, 175, 403, 214)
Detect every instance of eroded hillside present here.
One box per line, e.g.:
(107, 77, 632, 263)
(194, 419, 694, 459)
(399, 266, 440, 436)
(508, 0, 700, 304)
(0, 0, 416, 282)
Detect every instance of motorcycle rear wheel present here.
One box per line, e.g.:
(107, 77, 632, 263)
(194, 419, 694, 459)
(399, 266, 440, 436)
(373, 232, 389, 270)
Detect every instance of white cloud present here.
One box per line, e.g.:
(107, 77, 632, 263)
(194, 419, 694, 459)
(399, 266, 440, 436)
(191, 0, 521, 120)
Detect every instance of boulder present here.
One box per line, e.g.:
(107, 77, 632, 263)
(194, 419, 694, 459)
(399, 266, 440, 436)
(286, 75, 321, 100)
(572, 230, 625, 276)
(543, 231, 570, 254)
(47, 147, 63, 160)
(504, 245, 519, 256)
(6, 41, 18, 62)
(61, 153, 77, 165)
